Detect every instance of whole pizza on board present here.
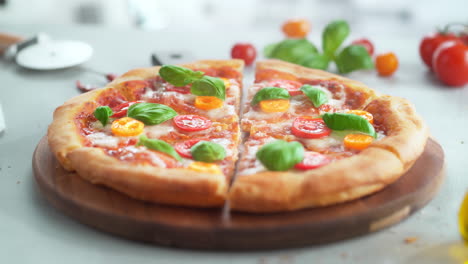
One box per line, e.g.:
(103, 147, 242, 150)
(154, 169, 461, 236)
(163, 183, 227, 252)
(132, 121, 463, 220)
(47, 59, 428, 213)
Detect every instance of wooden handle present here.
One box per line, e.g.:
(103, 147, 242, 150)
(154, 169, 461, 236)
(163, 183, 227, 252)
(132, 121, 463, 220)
(0, 33, 23, 54)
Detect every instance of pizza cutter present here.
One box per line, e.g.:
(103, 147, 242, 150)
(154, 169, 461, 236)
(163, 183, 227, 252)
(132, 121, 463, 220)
(0, 32, 93, 70)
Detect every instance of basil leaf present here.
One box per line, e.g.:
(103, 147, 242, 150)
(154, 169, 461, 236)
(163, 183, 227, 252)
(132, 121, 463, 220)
(191, 141, 226, 163)
(322, 20, 350, 59)
(335, 45, 374, 74)
(322, 113, 376, 138)
(300, 85, 329, 107)
(191, 75, 226, 100)
(251, 87, 291, 106)
(137, 135, 182, 161)
(298, 53, 330, 70)
(266, 39, 319, 63)
(256, 140, 304, 171)
(159, 65, 204, 87)
(93, 106, 113, 126)
(127, 102, 177, 125)
(263, 43, 278, 58)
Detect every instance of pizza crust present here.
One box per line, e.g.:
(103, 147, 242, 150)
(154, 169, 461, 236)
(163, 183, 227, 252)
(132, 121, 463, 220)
(48, 87, 118, 170)
(256, 60, 378, 108)
(365, 95, 429, 170)
(68, 147, 227, 207)
(229, 147, 403, 212)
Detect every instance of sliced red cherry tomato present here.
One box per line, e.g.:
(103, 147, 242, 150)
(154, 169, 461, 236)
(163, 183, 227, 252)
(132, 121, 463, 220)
(265, 79, 303, 96)
(294, 151, 331, 170)
(111, 101, 144, 118)
(433, 40, 468, 87)
(318, 104, 334, 113)
(173, 115, 212, 132)
(419, 33, 460, 70)
(231, 43, 257, 66)
(291, 117, 331, 139)
(165, 83, 191, 94)
(351, 38, 374, 56)
(175, 139, 205, 159)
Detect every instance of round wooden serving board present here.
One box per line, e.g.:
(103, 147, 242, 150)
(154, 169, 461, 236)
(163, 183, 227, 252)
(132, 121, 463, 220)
(33, 137, 444, 250)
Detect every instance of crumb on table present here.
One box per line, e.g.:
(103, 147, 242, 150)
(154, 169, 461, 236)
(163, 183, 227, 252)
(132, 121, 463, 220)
(404, 237, 418, 244)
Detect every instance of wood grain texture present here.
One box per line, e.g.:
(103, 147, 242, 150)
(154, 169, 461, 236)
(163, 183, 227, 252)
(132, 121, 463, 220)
(32, 137, 445, 250)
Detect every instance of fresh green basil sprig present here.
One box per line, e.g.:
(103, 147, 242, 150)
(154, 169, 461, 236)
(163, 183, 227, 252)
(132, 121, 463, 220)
(159, 65, 204, 87)
(137, 135, 182, 161)
(127, 102, 177, 125)
(256, 140, 304, 171)
(264, 20, 374, 74)
(251, 87, 291, 106)
(300, 85, 328, 107)
(322, 113, 376, 138)
(191, 141, 226, 163)
(93, 106, 113, 126)
(159, 65, 226, 100)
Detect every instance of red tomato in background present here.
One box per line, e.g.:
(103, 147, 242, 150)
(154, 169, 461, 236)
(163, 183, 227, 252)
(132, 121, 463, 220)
(231, 43, 257, 66)
(351, 38, 374, 56)
(432, 40, 468, 87)
(419, 33, 460, 70)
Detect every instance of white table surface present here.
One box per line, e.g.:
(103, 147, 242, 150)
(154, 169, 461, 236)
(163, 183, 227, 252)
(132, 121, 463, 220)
(0, 23, 467, 264)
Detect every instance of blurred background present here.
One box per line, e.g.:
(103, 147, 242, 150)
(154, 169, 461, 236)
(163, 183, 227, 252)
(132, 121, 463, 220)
(1, 0, 467, 34)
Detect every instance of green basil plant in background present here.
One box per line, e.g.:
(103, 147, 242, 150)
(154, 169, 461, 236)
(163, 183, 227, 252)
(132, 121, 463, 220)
(264, 20, 374, 74)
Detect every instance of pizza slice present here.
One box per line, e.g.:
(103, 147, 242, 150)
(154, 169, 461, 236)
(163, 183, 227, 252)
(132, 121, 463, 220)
(48, 60, 244, 207)
(229, 60, 428, 212)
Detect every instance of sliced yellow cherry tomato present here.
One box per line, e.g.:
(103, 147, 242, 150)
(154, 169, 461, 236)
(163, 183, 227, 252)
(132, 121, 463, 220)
(347, 110, 374, 124)
(259, 99, 290, 113)
(194, 96, 223, 110)
(221, 77, 231, 88)
(111, 117, 144, 137)
(344, 134, 374, 150)
(188, 161, 222, 174)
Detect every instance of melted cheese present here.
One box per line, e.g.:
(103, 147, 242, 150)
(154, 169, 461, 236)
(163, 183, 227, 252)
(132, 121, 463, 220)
(300, 135, 343, 151)
(86, 132, 120, 148)
(144, 120, 174, 139)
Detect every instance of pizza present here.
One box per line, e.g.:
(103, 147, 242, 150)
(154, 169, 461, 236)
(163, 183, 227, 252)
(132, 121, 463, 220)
(47, 59, 428, 212)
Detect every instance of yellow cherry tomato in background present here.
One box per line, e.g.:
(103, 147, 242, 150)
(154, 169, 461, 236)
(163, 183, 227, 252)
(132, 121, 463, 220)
(344, 134, 374, 150)
(282, 18, 311, 38)
(188, 162, 222, 174)
(459, 192, 468, 241)
(111, 117, 144, 137)
(376, 52, 399, 77)
(347, 110, 374, 124)
(259, 99, 290, 113)
(194, 96, 224, 110)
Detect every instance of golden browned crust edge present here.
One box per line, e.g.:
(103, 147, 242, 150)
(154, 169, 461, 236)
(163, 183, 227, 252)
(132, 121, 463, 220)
(110, 59, 245, 83)
(365, 95, 429, 171)
(47, 88, 113, 170)
(229, 147, 403, 212)
(256, 59, 379, 107)
(110, 59, 244, 112)
(68, 148, 227, 207)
